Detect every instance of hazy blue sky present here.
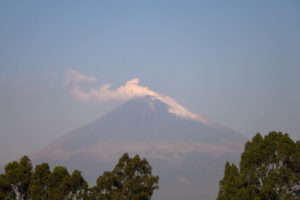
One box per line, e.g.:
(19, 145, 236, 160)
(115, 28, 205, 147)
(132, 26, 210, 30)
(0, 0, 300, 165)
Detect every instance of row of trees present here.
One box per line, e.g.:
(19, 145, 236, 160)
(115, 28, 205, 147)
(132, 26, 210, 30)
(0, 153, 159, 200)
(217, 131, 300, 200)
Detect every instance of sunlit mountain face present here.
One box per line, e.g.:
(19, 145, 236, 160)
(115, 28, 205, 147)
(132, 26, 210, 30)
(31, 96, 246, 200)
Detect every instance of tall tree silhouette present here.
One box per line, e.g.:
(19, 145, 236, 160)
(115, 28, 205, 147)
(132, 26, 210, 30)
(217, 131, 300, 200)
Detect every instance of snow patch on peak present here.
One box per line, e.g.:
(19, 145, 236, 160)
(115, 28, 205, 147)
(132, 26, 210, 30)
(151, 95, 200, 121)
(141, 95, 206, 123)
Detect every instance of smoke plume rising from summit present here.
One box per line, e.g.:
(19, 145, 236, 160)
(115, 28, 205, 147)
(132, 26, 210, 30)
(64, 69, 205, 122)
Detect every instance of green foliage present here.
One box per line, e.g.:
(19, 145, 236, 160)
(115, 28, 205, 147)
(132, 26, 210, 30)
(0, 174, 11, 199)
(0, 153, 158, 200)
(48, 166, 90, 200)
(4, 155, 32, 200)
(48, 166, 69, 199)
(69, 170, 89, 200)
(94, 153, 159, 200)
(217, 162, 241, 200)
(29, 163, 50, 200)
(217, 131, 300, 200)
(19, 156, 32, 199)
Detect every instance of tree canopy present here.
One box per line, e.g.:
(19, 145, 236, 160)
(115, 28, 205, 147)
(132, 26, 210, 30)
(0, 153, 159, 200)
(217, 131, 300, 200)
(93, 153, 159, 200)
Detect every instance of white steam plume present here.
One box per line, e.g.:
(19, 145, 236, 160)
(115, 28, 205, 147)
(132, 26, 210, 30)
(65, 69, 206, 122)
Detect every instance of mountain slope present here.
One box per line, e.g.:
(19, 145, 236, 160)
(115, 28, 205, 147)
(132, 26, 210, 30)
(31, 96, 245, 200)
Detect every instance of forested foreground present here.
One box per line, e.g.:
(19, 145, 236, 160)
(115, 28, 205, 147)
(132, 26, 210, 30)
(217, 131, 300, 200)
(1, 131, 299, 200)
(0, 153, 159, 200)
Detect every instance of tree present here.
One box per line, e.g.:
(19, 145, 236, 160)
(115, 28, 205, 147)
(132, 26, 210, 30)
(217, 162, 242, 200)
(0, 153, 158, 200)
(217, 131, 300, 200)
(19, 156, 32, 199)
(48, 166, 70, 200)
(0, 174, 11, 199)
(29, 163, 51, 200)
(94, 153, 159, 200)
(4, 155, 32, 200)
(28, 162, 88, 200)
(69, 170, 89, 200)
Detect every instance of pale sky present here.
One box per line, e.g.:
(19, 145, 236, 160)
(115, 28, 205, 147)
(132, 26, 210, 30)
(0, 0, 300, 165)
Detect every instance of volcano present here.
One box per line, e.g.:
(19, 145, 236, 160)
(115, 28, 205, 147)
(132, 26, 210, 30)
(31, 96, 245, 200)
